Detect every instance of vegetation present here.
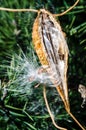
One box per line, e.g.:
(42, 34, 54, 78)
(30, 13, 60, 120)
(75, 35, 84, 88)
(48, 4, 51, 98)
(0, 0, 86, 130)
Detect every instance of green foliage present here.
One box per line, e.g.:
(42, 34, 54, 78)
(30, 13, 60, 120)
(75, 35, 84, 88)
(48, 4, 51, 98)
(0, 0, 86, 130)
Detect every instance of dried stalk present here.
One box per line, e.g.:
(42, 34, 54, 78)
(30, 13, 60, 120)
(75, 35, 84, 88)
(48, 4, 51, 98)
(54, 0, 79, 16)
(0, 0, 79, 17)
(43, 85, 85, 130)
(0, 8, 38, 13)
(43, 86, 67, 130)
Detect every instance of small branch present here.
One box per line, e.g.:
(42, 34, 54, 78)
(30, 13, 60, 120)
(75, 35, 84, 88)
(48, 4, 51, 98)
(0, 0, 79, 15)
(0, 7, 38, 13)
(54, 0, 79, 17)
(43, 86, 67, 130)
(66, 110, 85, 130)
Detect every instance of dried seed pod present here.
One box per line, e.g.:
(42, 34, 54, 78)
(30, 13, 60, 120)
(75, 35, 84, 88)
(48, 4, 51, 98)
(32, 9, 69, 105)
(32, 9, 68, 65)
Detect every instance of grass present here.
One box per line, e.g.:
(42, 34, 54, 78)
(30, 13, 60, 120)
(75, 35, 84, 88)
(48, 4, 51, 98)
(0, 0, 86, 130)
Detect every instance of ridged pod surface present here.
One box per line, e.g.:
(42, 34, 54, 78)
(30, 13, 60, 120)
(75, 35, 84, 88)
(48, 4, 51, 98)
(32, 10, 48, 66)
(32, 9, 69, 107)
(32, 9, 68, 65)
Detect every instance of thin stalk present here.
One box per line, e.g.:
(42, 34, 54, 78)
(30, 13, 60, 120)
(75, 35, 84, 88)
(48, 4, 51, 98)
(67, 110, 85, 130)
(55, 87, 85, 130)
(54, 0, 79, 17)
(0, 8, 38, 13)
(43, 86, 67, 130)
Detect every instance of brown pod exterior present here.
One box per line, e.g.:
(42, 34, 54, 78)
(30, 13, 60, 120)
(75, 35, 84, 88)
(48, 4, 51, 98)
(32, 9, 69, 109)
(32, 11, 48, 66)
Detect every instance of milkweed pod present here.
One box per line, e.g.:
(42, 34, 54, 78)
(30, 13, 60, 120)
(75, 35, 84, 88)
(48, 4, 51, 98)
(32, 9, 69, 102)
(32, 9, 69, 67)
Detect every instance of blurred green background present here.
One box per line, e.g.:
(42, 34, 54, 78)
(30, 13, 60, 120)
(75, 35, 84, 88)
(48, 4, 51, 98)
(0, 0, 86, 130)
